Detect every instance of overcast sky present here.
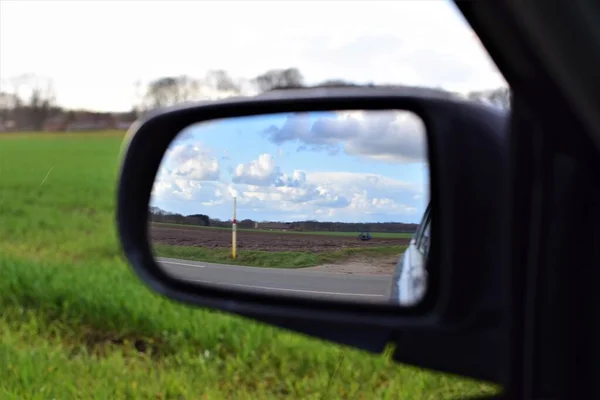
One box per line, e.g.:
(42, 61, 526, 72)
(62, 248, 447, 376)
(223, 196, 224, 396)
(0, 0, 505, 112)
(151, 110, 430, 223)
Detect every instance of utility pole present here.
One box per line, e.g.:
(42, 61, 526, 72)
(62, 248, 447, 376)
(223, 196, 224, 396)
(232, 196, 237, 259)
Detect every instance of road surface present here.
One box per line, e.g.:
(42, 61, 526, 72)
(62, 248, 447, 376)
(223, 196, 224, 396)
(157, 257, 393, 303)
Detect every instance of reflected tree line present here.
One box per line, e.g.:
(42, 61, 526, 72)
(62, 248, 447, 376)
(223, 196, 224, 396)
(0, 68, 510, 132)
(149, 206, 419, 233)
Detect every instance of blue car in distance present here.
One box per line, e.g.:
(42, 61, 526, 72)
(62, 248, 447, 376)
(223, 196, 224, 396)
(389, 203, 431, 306)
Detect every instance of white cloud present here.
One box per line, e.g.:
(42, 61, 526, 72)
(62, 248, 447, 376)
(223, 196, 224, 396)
(152, 149, 428, 222)
(277, 170, 307, 188)
(227, 184, 239, 198)
(161, 143, 220, 181)
(152, 176, 224, 205)
(308, 171, 426, 197)
(264, 110, 427, 163)
(174, 159, 219, 181)
(232, 153, 281, 186)
(151, 142, 222, 203)
(230, 169, 425, 221)
(341, 191, 419, 220)
(0, 1, 506, 111)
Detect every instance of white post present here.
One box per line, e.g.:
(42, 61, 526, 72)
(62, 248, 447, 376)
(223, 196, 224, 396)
(232, 196, 237, 259)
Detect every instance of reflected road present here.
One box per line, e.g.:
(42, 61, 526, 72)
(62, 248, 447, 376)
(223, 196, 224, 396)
(157, 257, 393, 303)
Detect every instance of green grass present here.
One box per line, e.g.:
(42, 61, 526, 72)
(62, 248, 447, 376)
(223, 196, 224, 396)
(0, 131, 499, 399)
(153, 244, 407, 268)
(153, 222, 414, 239)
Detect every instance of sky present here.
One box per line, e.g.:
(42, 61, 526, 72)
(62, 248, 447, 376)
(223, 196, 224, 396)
(1, 0, 506, 224)
(0, 0, 505, 112)
(150, 110, 430, 223)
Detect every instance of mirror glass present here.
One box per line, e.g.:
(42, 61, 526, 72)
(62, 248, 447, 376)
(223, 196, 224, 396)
(149, 110, 430, 307)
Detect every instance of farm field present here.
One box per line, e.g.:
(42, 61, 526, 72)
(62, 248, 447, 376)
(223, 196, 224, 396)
(150, 223, 411, 252)
(150, 223, 410, 269)
(0, 131, 497, 399)
(152, 221, 414, 239)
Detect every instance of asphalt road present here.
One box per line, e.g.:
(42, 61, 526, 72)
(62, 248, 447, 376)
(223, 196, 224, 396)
(157, 257, 394, 303)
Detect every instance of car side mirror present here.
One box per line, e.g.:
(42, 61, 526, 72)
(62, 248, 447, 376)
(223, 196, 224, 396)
(117, 87, 510, 385)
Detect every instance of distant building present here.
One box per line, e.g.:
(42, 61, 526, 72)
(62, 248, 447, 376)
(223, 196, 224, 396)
(0, 119, 17, 132)
(116, 121, 133, 130)
(42, 111, 136, 132)
(66, 111, 117, 131)
(44, 116, 68, 131)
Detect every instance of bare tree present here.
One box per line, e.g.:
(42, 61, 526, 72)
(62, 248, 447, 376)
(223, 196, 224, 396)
(0, 91, 19, 129)
(205, 70, 241, 94)
(313, 79, 361, 88)
(142, 75, 202, 110)
(2, 74, 58, 130)
(132, 79, 145, 117)
(252, 68, 304, 92)
(28, 83, 57, 130)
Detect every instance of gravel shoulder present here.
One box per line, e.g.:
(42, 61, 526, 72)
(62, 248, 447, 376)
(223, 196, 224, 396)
(304, 254, 400, 275)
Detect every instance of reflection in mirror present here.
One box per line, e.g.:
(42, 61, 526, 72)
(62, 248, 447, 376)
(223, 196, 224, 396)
(149, 110, 430, 307)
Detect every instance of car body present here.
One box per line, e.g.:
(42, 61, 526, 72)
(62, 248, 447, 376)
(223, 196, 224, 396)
(390, 203, 430, 306)
(358, 231, 372, 241)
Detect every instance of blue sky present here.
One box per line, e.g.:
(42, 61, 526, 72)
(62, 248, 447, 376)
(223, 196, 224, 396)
(150, 110, 430, 223)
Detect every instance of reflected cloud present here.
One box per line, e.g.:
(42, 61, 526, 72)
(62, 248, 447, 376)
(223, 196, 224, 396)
(262, 110, 427, 163)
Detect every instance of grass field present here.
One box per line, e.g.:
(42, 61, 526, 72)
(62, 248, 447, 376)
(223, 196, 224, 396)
(153, 243, 407, 268)
(0, 131, 498, 399)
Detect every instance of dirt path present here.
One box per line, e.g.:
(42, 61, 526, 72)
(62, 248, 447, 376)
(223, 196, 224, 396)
(304, 254, 400, 275)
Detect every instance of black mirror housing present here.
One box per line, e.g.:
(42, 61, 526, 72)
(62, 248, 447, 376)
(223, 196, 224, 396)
(117, 87, 510, 383)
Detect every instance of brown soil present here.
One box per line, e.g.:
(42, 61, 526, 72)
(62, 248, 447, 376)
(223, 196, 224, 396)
(303, 254, 399, 275)
(149, 224, 410, 253)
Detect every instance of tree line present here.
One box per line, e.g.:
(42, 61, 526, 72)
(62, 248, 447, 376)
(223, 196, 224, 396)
(149, 206, 419, 233)
(136, 68, 511, 111)
(0, 69, 510, 132)
(0, 74, 138, 132)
